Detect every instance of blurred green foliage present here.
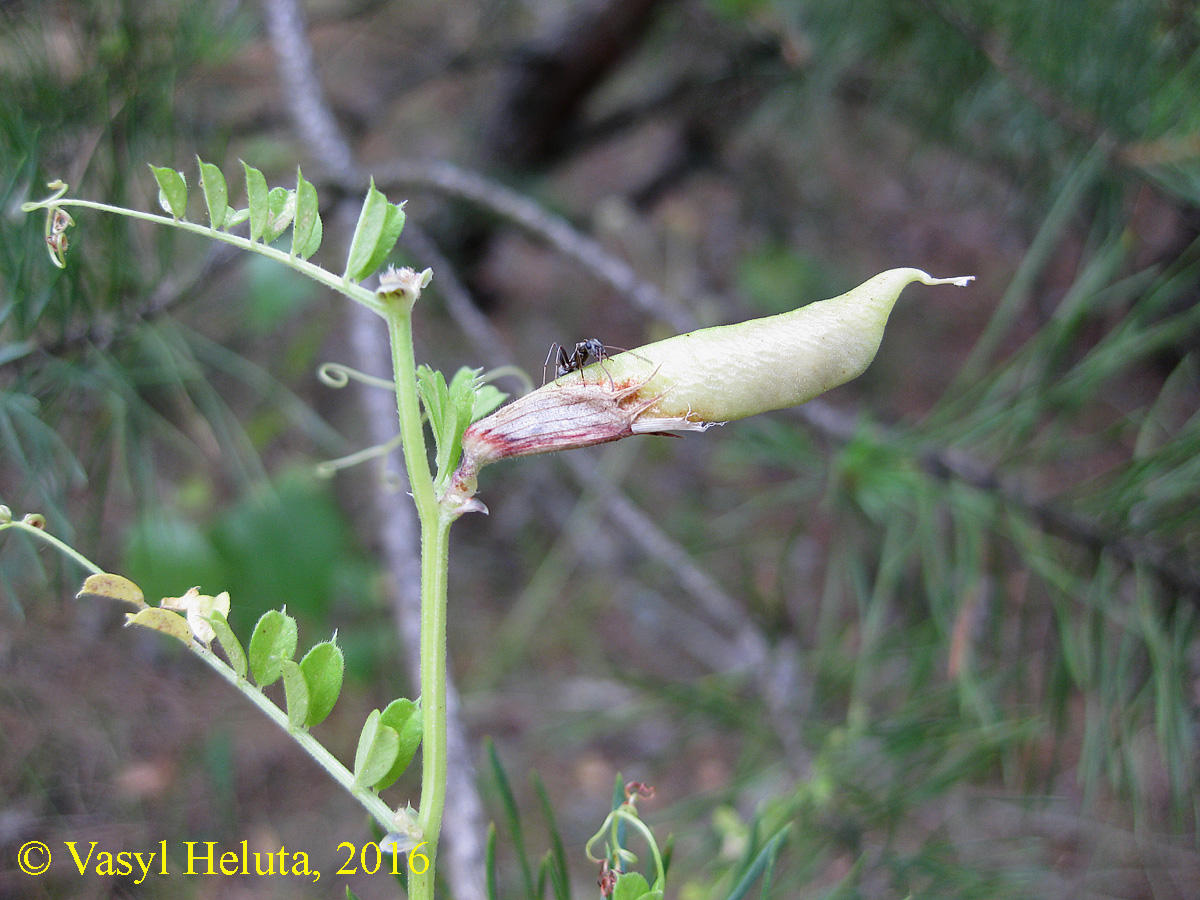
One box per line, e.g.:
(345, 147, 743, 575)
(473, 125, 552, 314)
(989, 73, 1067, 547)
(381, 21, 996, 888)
(123, 472, 367, 630)
(736, 244, 837, 316)
(788, 0, 1200, 203)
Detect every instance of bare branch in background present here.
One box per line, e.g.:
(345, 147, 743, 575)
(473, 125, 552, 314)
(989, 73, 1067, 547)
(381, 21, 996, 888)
(374, 158, 696, 332)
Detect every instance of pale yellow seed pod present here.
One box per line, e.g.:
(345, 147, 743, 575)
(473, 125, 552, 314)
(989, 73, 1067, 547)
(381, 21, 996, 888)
(447, 268, 971, 511)
(559, 268, 973, 426)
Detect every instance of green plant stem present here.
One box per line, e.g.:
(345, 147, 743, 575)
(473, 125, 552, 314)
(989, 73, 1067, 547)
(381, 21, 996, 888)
(416, 517, 451, 889)
(383, 298, 449, 900)
(25, 197, 388, 317)
(615, 809, 665, 882)
(0, 520, 104, 576)
(191, 643, 396, 830)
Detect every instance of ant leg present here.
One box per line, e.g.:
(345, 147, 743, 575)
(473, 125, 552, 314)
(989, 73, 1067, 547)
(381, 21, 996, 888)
(558, 346, 576, 380)
(579, 349, 597, 384)
(543, 342, 561, 384)
(597, 355, 615, 388)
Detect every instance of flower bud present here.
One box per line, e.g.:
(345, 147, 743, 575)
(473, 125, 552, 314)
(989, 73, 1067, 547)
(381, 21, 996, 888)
(376, 265, 433, 308)
(447, 269, 970, 506)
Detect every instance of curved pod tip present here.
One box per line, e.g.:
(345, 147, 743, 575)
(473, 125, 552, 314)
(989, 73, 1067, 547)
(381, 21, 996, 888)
(592, 267, 974, 424)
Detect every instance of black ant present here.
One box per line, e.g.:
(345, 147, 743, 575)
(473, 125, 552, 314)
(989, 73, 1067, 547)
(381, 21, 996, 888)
(544, 337, 614, 383)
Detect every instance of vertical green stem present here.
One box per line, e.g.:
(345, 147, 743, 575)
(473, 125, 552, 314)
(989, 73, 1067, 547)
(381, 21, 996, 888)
(417, 517, 451, 889)
(382, 291, 438, 522)
(383, 297, 449, 900)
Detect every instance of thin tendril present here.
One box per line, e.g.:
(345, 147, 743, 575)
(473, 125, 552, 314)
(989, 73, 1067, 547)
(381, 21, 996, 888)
(314, 433, 404, 478)
(317, 362, 396, 391)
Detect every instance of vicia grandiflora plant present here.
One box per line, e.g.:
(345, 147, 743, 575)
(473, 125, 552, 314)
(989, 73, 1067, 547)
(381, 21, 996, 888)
(14, 162, 971, 900)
